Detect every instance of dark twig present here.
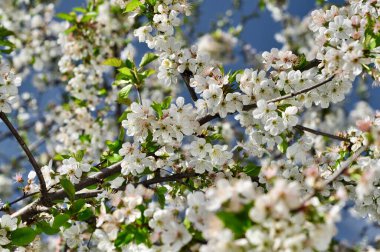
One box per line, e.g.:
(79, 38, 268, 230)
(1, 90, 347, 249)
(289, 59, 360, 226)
(181, 70, 198, 101)
(294, 145, 367, 211)
(0, 112, 48, 197)
(294, 125, 350, 142)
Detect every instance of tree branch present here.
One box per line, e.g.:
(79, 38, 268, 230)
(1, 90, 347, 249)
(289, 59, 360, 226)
(295, 144, 367, 210)
(181, 70, 198, 101)
(0, 112, 48, 197)
(12, 159, 198, 221)
(178, 69, 347, 142)
(294, 125, 350, 142)
(190, 70, 334, 125)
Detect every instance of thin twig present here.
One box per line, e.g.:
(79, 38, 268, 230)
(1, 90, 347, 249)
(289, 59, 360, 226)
(178, 68, 347, 143)
(295, 145, 367, 211)
(294, 125, 350, 142)
(0, 112, 48, 197)
(195, 74, 335, 125)
(181, 70, 198, 101)
(233, 76, 335, 113)
(13, 162, 199, 220)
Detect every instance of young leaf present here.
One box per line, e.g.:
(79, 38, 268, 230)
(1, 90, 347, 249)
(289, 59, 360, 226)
(277, 134, 288, 154)
(10, 227, 37, 246)
(60, 178, 75, 201)
(52, 213, 70, 229)
(56, 13, 75, 22)
(151, 102, 163, 119)
(74, 149, 85, 162)
(139, 53, 159, 68)
(243, 163, 262, 177)
(118, 84, 133, 100)
(156, 187, 168, 208)
(36, 221, 60, 235)
(53, 154, 71, 161)
(125, 0, 142, 12)
(77, 208, 94, 221)
(70, 199, 86, 214)
(216, 208, 252, 238)
(103, 58, 122, 67)
(162, 96, 172, 110)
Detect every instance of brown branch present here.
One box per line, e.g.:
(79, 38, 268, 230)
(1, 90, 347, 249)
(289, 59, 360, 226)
(179, 69, 347, 142)
(0, 112, 48, 197)
(0, 119, 52, 142)
(140, 172, 197, 187)
(0, 192, 39, 212)
(181, 70, 198, 101)
(295, 144, 367, 211)
(294, 125, 350, 142)
(195, 73, 334, 125)
(13, 159, 198, 221)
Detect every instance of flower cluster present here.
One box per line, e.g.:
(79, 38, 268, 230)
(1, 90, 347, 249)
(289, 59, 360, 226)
(0, 63, 21, 113)
(92, 184, 153, 251)
(122, 97, 200, 145)
(0, 215, 29, 250)
(186, 178, 341, 252)
(2, 0, 380, 250)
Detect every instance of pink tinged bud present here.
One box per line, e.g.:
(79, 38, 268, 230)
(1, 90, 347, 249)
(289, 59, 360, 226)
(305, 166, 319, 178)
(263, 166, 277, 180)
(351, 16, 361, 27)
(356, 119, 372, 132)
(13, 173, 23, 183)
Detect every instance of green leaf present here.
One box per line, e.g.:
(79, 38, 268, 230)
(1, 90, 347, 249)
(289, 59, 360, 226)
(156, 187, 168, 208)
(53, 154, 71, 161)
(64, 25, 77, 35)
(113, 79, 130, 87)
(140, 69, 156, 79)
(70, 199, 86, 214)
(115, 228, 134, 247)
(0, 27, 15, 54)
(79, 134, 91, 144)
(258, 0, 266, 10)
(228, 69, 244, 83)
(77, 208, 94, 221)
(146, 0, 157, 6)
(103, 58, 122, 67)
(151, 102, 163, 119)
(0, 40, 15, 54)
(74, 149, 85, 162)
(125, 0, 142, 12)
(139, 53, 159, 68)
(243, 163, 261, 177)
(60, 178, 75, 201)
(118, 110, 131, 123)
(107, 153, 123, 163)
(124, 58, 135, 69)
(53, 214, 70, 229)
(0, 27, 15, 37)
(73, 7, 87, 13)
(118, 67, 136, 83)
(118, 84, 133, 100)
(114, 225, 149, 247)
(106, 139, 122, 152)
(216, 209, 252, 237)
(162, 96, 172, 110)
(56, 13, 75, 22)
(294, 54, 307, 70)
(36, 221, 60, 235)
(81, 12, 97, 22)
(10, 227, 37, 246)
(277, 134, 288, 154)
